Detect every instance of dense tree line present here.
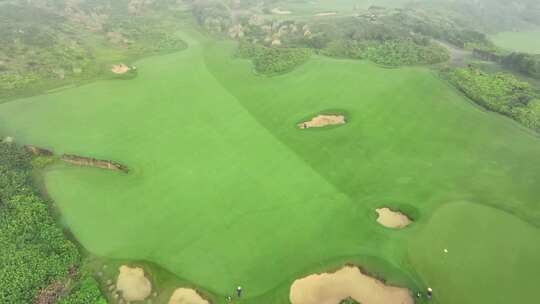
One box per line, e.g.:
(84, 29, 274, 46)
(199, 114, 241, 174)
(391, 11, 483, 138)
(0, 141, 105, 304)
(471, 47, 540, 80)
(501, 53, 540, 79)
(447, 67, 540, 130)
(237, 42, 311, 75)
(321, 38, 448, 66)
(306, 15, 451, 66)
(190, 0, 232, 33)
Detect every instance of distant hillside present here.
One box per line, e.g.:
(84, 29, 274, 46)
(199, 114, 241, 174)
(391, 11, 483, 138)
(0, 0, 188, 100)
(408, 0, 540, 33)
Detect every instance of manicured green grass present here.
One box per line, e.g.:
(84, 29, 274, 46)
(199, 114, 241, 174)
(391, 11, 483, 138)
(491, 30, 540, 54)
(408, 202, 540, 303)
(1, 29, 540, 304)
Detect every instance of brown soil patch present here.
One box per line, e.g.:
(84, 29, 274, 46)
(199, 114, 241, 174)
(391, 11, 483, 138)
(375, 208, 412, 229)
(61, 154, 129, 173)
(111, 63, 130, 74)
(290, 266, 414, 304)
(116, 265, 152, 302)
(298, 114, 346, 129)
(169, 288, 209, 304)
(33, 281, 64, 304)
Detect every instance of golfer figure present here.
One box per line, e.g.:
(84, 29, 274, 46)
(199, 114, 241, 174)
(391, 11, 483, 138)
(427, 287, 433, 300)
(236, 286, 242, 298)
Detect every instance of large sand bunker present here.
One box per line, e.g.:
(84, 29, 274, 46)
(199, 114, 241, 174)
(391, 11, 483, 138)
(116, 265, 152, 302)
(298, 114, 346, 129)
(290, 266, 414, 304)
(111, 63, 130, 74)
(375, 208, 412, 229)
(169, 288, 209, 304)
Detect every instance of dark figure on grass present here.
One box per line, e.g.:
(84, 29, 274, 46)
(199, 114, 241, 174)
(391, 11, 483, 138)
(427, 287, 433, 300)
(237, 286, 243, 298)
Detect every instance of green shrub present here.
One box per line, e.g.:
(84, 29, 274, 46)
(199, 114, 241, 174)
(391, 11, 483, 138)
(237, 43, 311, 75)
(58, 274, 105, 304)
(340, 297, 361, 304)
(447, 67, 540, 130)
(322, 38, 449, 66)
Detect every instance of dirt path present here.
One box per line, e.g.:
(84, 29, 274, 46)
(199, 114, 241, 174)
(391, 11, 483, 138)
(436, 41, 472, 67)
(290, 266, 414, 304)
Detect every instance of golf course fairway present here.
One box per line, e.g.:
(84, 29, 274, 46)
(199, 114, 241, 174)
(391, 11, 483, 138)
(1, 30, 540, 303)
(491, 30, 540, 53)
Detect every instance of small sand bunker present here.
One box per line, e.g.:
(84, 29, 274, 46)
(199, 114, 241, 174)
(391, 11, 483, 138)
(315, 12, 337, 16)
(290, 266, 414, 304)
(272, 8, 292, 15)
(169, 288, 209, 304)
(111, 63, 130, 74)
(116, 265, 152, 302)
(298, 114, 346, 129)
(375, 208, 412, 229)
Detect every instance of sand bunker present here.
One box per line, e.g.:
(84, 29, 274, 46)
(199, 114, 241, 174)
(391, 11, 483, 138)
(298, 114, 346, 129)
(116, 265, 152, 302)
(272, 8, 292, 15)
(290, 266, 414, 304)
(169, 288, 209, 304)
(375, 208, 412, 229)
(111, 63, 130, 74)
(315, 12, 337, 16)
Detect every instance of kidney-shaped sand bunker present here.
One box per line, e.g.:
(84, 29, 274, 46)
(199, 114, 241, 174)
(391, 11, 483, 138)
(375, 208, 412, 229)
(116, 265, 152, 302)
(290, 265, 414, 304)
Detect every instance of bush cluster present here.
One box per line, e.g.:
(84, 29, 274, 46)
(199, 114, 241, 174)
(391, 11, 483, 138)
(447, 67, 540, 130)
(322, 38, 449, 66)
(237, 43, 311, 75)
(0, 142, 105, 304)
